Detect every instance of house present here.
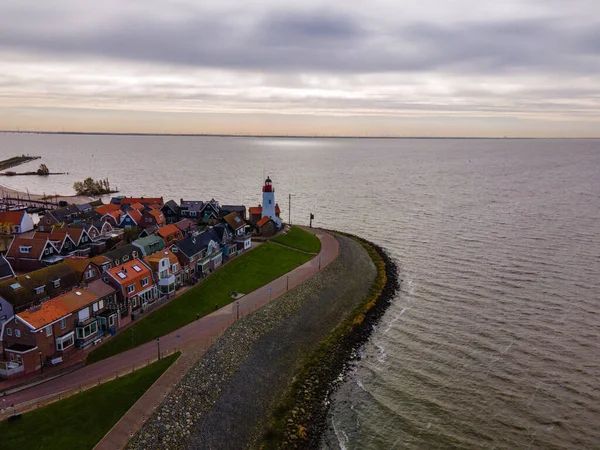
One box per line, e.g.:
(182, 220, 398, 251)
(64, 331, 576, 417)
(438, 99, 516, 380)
(63, 256, 102, 283)
(249, 205, 281, 223)
(173, 233, 211, 281)
(219, 205, 247, 221)
(132, 235, 166, 257)
(101, 244, 141, 268)
(64, 221, 116, 254)
(199, 200, 220, 223)
(174, 219, 198, 237)
(139, 225, 159, 238)
(143, 249, 182, 296)
(179, 200, 204, 220)
(256, 216, 278, 237)
(90, 255, 112, 274)
(140, 209, 166, 229)
(118, 209, 142, 229)
(0, 255, 15, 283)
(0, 280, 117, 377)
(156, 224, 184, 246)
(106, 259, 157, 322)
(206, 224, 236, 258)
(161, 200, 181, 224)
(111, 197, 164, 207)
(100, 210, 122, 227)
(222, 212, 252, 253)
(34, 227, 92, 256)
(0, 210, 35, 234)
(37, 205, 83, 232)
(5, 237, 61, 272)
(0, 263, 80, 325)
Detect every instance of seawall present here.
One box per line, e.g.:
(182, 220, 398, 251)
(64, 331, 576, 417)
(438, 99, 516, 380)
(127, 233, 376, 449)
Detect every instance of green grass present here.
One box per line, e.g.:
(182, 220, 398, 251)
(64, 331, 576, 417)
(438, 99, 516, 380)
(272, 226, 321, 253)
(87, 242, 313, 364)
(0, 353, 179, 450)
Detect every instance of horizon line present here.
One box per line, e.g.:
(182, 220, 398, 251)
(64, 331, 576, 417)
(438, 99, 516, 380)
(1, 130, 599, 140)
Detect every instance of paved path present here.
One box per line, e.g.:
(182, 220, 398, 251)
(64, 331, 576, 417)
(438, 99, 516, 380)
(1, 228, 338, 416)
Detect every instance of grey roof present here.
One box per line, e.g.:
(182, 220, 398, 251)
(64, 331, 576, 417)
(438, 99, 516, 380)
(180, 200, 204, 212)
(139, 225, 159, 238)
(210, 224, 228, 242)
(77, 203, 93, 212)
(103, 244, 140, 262)
(175, 231, 216, 258)
(49, 205, 82, 223)
(0, 255, 15, 280)
(219, 205, 246, 217)
(162, 200, 180, 214)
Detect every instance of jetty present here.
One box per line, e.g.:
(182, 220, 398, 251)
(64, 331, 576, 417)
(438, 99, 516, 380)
(0, 155, 40, 171)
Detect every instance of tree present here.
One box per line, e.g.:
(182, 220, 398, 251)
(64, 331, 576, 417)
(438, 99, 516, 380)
(37, 164, 49, 175)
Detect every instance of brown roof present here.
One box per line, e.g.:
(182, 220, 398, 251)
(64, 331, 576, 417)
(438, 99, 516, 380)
(0, 210, 26, 225)
(63, 256, 93, 276)
(95, 204, 121, 216)
(90, 255, 110, 266)
(129, 202, 145, 211)
(17, 288, 99, 330)
(174, 219, 197, 232)
(6, 237, 52, 260)
(249, 206, 262, 215)
(86, 278, 116, 298)
(157, 224, 182, 241)
(256, 216, 271, 227)
(223, 212, 245, 231)
(148, 209, 165, 224)
(120, 197, 163, 206)
(144, 248, 179, 271)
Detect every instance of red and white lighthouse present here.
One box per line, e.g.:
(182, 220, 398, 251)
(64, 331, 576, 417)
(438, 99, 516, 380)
(262, 176, 281, 227)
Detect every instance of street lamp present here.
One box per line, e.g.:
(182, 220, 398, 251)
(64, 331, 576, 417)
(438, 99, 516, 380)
(38, 350, 43, 374)
(236, 301, 240, 320)
(157, 338, 160, 360)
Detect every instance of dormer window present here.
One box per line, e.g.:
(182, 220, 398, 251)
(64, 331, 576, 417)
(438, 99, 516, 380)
(19, 246, 31, 254)
(123, 255, 129, 262)
(34, 286, 45, 295)
(53, 279, 60, 288)
(132, 251, 138, 258)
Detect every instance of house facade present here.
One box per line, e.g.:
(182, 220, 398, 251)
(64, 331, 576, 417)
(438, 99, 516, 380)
(144, 249, 182, 296)
(0, 280, 116, 378)
(0, 211, 35, 234)
(106, 259, 157, 324)
(6, 237, 61, 272)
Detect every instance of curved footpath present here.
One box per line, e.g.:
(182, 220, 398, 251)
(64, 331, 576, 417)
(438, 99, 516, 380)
(1, 227, 338, 413)
(126, 234, 377, 450)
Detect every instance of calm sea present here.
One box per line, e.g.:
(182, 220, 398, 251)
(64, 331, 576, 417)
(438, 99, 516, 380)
(1, 134, 599, 449)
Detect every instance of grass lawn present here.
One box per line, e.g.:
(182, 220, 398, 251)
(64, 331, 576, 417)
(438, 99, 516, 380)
(87, 242, 313, 364)
(272, 226, 321, 253)
(0, 353, 178, 450)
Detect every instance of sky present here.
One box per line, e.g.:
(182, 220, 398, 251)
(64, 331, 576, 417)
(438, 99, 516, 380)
(1, 0, 599, 137)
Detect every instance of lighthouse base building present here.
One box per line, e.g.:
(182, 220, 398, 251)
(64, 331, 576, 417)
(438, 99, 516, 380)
(249, 177, 283, 230)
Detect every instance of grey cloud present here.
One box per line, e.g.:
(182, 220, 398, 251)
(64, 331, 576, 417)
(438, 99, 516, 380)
(0, 4, 599, 76)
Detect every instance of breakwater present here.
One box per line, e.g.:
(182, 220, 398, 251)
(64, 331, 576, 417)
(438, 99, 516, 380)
(262, 233, 399, 449)
(126, 233, 378, 449)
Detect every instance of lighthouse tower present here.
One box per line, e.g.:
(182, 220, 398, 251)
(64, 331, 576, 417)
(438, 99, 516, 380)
(262, 176, 281, 227)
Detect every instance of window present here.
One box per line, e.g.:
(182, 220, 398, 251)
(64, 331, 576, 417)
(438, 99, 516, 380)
(16, 355, 22, 363)
(269, 200, 272, 204)
(126, 284, 135, 294)
(141, 277, 149, 287)
(172, 263, 179, 272)
(1, 315, 6, 322)
(75, 321, 97, 340)
(6, 328, 12, 336)
(132, 251, 138, 258)
(9, 353, 14, 361)
(109, 316, 115, 327)
(53, 279, 61, 288)
(19, 246, 31, 253)
(86, 269, 95, 279)
(61, 318, 66, 329)
(56, 331, 75, 351)
(132, 297, 138, 307)
(123, 255, 129, 262)
(34, 286, 45, 295)
(132, 265, 142, 272)
(46, 326, 52, 337)
(0, 303, 2, 311)
(93, 302, 99, 312)
(15, 329, 20, 338)
(99, 299, 104, 309)
(14, 318, 19, 325)
(44, 248, 50, 255)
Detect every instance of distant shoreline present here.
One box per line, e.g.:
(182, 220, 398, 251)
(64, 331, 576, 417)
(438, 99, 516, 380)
(0, 183, 97, 205)
(1, 131, 598, 140)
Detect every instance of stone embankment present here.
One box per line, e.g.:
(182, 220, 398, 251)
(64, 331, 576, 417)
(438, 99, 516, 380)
(127, 234, 376, 450)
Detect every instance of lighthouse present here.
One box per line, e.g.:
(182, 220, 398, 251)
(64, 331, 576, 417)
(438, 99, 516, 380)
(262, 176, 282, 227)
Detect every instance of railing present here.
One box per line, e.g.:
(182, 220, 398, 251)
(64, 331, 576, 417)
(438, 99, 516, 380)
(0, 361, 24, 378)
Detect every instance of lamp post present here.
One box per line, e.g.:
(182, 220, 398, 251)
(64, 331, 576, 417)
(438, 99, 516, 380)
(236, 301, 240, 321)
(38, 350, 43, 374)
(156, 338, 160, 360)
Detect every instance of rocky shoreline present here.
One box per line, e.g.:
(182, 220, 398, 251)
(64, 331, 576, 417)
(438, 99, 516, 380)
(262, 233, 400, 449)
(127, 233, 379, 450)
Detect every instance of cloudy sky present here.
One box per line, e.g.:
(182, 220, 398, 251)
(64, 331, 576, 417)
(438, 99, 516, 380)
(1, 0, 599, 137)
